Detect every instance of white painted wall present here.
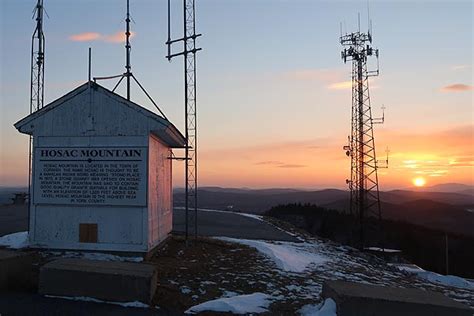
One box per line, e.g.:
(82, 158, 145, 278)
(147, 135, 173, 250)
(30, 135, 150, 252)
(20, 86, 181, 253)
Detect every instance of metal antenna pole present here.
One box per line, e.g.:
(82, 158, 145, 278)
(30, 0, 45, 113)
(28, 0, 45, 234)
(340, 24, 387, 250)
(167, 0, 202, 243)
(125, 0, 131, 100)
(94, 0, 168, 119)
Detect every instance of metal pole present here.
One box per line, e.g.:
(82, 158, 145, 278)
(192, 0, 198, 240)
(167, 0, 171, 59)
(125, 0, 131, 100)
(183, 0, 189, 243)
(88, 47, 92, 82)
(445, 232, 449, 275)
(357, 58, 365, 249)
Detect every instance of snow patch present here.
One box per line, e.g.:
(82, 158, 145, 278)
(299, 298, 337, 316)
(417, 271, 474, 290)
(43, 251, 143, 262)
(238, 213, 264, 221)
(365, 247, 401, 253)
(393, 264, 474, 290)
(180, 286, 192, 294)
(44, 295, 153, 309)
(217, 237, 329, 273)
(185, 292, 272, 314)
(0, 231, 28, 249)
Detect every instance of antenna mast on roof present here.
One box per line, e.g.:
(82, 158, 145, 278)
(94, 0, 167, 119)
(166, 0, 202, 243)
(125, 0, 131, 100)
(340, 14, 388, 250)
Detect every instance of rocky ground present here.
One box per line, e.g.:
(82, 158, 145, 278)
(146, 218, 474, 314)
(2, 213, 473, 315)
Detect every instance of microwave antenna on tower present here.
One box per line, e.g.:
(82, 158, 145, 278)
(340, 15, 388, 250)
(166, 0, 202, 242)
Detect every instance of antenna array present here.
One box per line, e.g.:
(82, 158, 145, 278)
(166, 0, 202, 242)
(340, 20, 387, 249)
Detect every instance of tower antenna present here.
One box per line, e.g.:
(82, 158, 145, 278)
(166, 0, 202, 243)
(94, 0, 168, 119)
(30, 0, 45, 113)
(340, 18, 388, 250)
(28, 0, 46, 235)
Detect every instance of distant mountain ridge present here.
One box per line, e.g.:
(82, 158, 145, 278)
(173, 185, 474, 237)
(418, 183, 474, 194)
(173, 186, 474, 213)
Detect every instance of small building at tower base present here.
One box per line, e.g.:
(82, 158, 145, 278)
(14, 82, 186, 253)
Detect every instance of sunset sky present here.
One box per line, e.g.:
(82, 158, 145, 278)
(0, 0, 472, 190)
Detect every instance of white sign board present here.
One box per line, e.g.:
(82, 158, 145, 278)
(34, 147, 147, 206)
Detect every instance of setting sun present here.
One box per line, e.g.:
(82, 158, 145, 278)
(413, 177, 426, 187)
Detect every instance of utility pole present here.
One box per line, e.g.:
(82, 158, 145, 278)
(340, 21, 387, 250)
(445, 232, 449, 275)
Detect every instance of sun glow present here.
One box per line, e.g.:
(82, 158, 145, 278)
(413, 177, 426, 187)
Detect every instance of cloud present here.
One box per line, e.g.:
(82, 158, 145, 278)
(68, 31, 135, 43)
(451, 65, 471, 71)
(282, 68, 351, 91)
(104, 31, 135, 43)
(255, 161, 307, 168)
(69, 32, 101, 42)
(277, 164, 307, 168)
(440, 84, 473, 92)
(255, 161, 283, 165)
(282, 68, 379, 91)
(380, 125, 474, 180)
(327, 81, 352, 90)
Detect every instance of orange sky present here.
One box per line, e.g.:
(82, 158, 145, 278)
(0, 1, 472, 190)
(167, 125, 473, 190)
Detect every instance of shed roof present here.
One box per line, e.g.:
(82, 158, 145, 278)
(14, 81, 186, 148)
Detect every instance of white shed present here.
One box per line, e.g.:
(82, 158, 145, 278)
(14, 81, 186, 253)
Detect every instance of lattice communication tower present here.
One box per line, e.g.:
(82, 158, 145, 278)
(166, 0, 202, 242)
(28, 0, 46, 230)
(340, 22, 388, 250)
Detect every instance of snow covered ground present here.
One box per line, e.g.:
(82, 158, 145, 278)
(0, 231, 28, 249)
(0, 231, 143, 262)
(393, 263, 474, 290)
(217, 237, 330, 273)
(175, 229, 474, 314)
(185, 293, 273, 314)
(45, 295, 153, 309)
(2, 213, 473, 314)
(299, 299, 337, 316)
(211, 234, 474, 311)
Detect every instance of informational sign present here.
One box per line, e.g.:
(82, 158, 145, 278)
(34, 147, 147, 206)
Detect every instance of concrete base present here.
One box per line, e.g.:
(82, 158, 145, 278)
(0, 249, 34, 291)
(39, 259, 157, 304)
(322, 280, 472, 316)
